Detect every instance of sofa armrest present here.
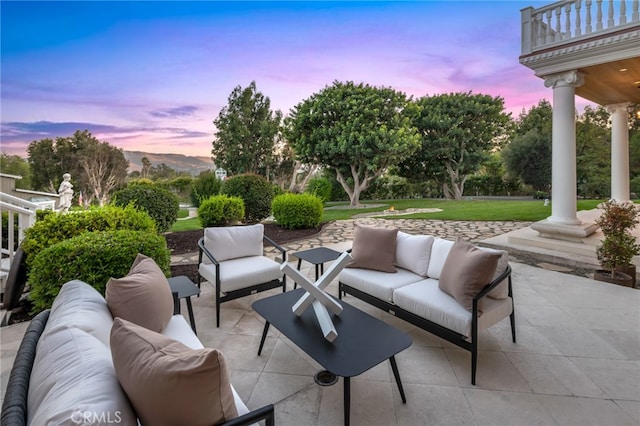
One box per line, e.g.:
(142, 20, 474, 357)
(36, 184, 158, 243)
(220, 404, 275, 426)
(198, 237, 220, 266)
(263, 235, 287, 264)
(474, 264, 512, 302)
(1, 309, 51, 426)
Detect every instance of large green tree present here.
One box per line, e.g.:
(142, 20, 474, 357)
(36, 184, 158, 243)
(502, 100, 553, 192)
(285, 81, 420, 206)
(397, 92, 510, 199)
(27, 130, 128, 205)
(0, 154, 32, 189)
(212, 81, 283, 176)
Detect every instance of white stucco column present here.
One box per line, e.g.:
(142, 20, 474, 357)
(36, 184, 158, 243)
(607, 103, 631, 202)
(544, 70, 584, 225)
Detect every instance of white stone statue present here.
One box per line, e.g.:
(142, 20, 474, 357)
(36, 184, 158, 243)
(57, 173, 73, 213)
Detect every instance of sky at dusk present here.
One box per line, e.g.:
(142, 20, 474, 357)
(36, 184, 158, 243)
(1, 0, 594, 158)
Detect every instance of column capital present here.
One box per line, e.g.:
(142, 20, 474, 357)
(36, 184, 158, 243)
(543, 71, 585, 89)
(606, 102, 631, 114)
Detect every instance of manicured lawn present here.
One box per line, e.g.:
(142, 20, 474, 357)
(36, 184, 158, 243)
(322, 198, 605, 222)
(170, 198, 614, 232)
(177, 209, 190, 219)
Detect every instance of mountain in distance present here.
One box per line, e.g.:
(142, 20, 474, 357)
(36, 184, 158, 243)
(124, 151, 215, 176)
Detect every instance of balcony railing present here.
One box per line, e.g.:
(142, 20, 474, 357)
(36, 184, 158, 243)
(1, 193, 38, 294)
(521, 0, 640, 54)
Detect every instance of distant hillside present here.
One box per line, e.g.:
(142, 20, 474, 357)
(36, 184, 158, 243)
(124, 151, 215, 176)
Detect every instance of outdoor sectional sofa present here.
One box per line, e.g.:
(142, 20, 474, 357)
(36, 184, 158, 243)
(338, 225, 516, 385)
(1, 255, 275, 426)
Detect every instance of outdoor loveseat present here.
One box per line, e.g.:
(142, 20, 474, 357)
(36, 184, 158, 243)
(1, 254, 274, 425)
(338, 225, 516, 385)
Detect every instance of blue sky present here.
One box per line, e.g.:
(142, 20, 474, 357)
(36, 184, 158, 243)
(1, 0, 588, 158)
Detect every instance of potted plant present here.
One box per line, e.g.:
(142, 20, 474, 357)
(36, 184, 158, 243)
(594, 200, 640, 287)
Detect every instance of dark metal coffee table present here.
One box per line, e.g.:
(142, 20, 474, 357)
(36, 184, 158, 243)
(253, 288, 412, 425)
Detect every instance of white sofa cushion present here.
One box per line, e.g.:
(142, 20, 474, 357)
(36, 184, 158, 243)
(393, 279, 513, 337)
(204, 224, 264, 262)
(426, 238, 455, 279)
(339, 267, 422, 303)
(46, 280, 115, 346)
(199, 255, 283, 292)
(28, 326, 137, 425)
(395, 232, 434, 276)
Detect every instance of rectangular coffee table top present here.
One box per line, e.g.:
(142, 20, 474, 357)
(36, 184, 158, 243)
(253, 288, 412, 377)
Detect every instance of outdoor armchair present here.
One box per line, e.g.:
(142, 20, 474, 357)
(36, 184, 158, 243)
(198, 224, 287, 327)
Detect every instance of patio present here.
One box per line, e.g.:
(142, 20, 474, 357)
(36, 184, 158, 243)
(2, 220, 639, 425)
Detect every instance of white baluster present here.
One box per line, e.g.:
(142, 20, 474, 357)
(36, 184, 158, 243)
(608, 0, 615, 27)
(565, 3, 572, 39)
(620, 0, 627, 24)
(575, 0, 582, 36)
(546, 10, 554, 43)
(586, 0, 593, 33)
(555, 6, 562, 41)
(597, 0, 603, 30)
(633, 0, 639, 21)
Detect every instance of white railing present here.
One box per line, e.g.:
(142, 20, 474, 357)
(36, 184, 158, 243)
(0, 193, 38, 287)
(521, 0, 640, 54)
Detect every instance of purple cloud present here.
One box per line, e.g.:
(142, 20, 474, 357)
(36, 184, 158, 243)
(149, 106, 199, 119)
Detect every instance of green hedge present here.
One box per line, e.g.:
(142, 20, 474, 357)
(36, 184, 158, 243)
(221, 174, 275, 223)
(22, 205, 156, 267)
(190, 170, 222, 208)
(198, 195, 245, 227)
(111, 183, 180, 233)
(29, 230, 170, 313)
(305, 177, 332, 205)
(272, 193, 323, 229)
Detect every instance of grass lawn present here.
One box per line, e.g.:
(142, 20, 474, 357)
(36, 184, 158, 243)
(177, 209, 190, 219)
(170, 198, 610, 232)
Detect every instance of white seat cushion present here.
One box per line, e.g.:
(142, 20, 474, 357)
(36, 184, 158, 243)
(199, 256, 283, 293)
(339, 267, 422, 303)
(393, 279, 513, 337)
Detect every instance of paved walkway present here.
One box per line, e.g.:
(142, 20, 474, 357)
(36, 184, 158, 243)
(3, 220, 639, 425)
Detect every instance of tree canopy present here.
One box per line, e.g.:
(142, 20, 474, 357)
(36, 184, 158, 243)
(285, 81, 420, 206)
(396, 92, 510, 199)
(27, 130, 128, 205)
(212, 81, 282, 176)
(0, 154, 32, 188)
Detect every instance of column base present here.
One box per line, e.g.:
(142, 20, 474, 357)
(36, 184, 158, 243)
(530, 219, 599, 243)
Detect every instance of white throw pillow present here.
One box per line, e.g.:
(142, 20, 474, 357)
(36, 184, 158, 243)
(395, 232, 434, 276)
(426, 238, 455, 279)
(204, 224, 264, 262)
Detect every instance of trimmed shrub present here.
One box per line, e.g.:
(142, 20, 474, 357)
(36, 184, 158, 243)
(190, 171, 222, 208)
(29, 230, 170, 313)
(221, 174, 275, 223)
(272, 193, 323, 229)
(198, 195, 245, 227)
(22, 205, 156, 266)
(112, 183, 180, 233)
(305, 177, 332, 204)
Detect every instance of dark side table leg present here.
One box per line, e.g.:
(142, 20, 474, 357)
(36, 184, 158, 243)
(344, 376, 350, 426)
(389, 355, 407, 403)
(186, 297, 197, 335)
(258, 321, 271, 356)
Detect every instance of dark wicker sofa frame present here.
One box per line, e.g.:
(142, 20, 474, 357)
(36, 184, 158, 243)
(0, 309, 275, 426)
(339, 265, 516, 385)
(198, 235, 287, 328)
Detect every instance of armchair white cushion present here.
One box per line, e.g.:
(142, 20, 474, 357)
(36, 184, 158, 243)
(198, 224, 287, 327)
